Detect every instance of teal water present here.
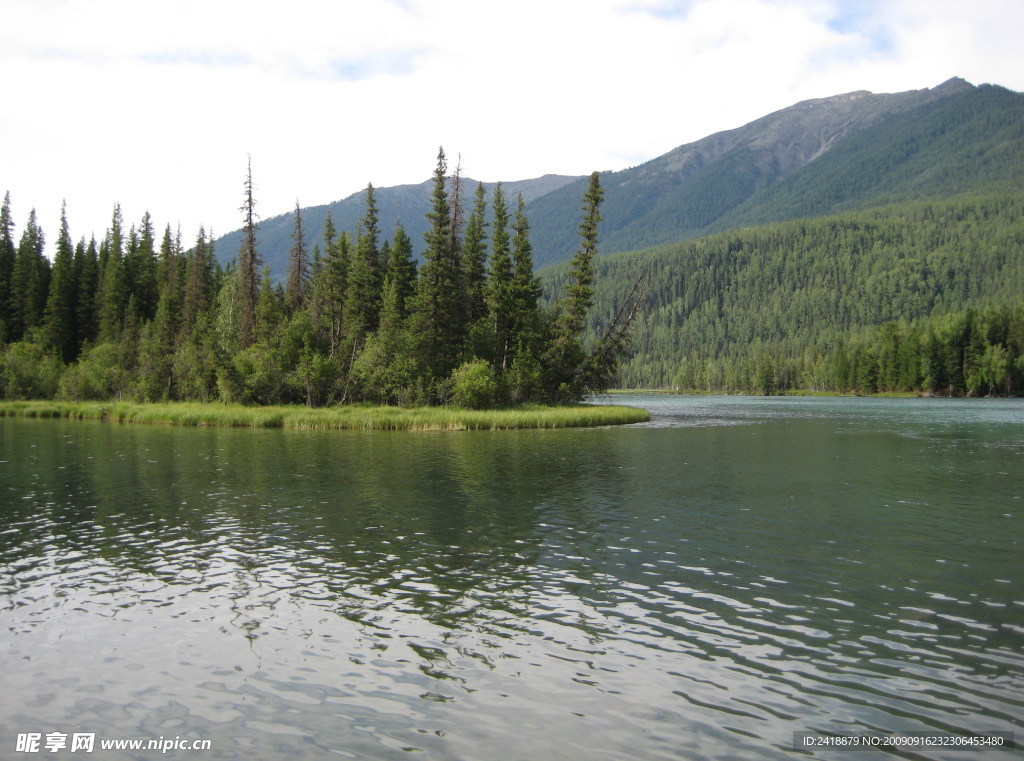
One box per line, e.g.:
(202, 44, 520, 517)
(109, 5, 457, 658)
(0, 396, 1021, 760)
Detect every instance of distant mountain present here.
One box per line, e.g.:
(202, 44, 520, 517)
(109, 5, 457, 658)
(524, 77, 1024, 266)
(213, 77, 1024, 276)
(212, 174, 581, 280)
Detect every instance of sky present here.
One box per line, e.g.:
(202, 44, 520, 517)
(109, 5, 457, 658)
(2, 0, 1023, 254)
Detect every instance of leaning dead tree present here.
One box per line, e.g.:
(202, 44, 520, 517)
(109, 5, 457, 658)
(576, 266, 651, 394)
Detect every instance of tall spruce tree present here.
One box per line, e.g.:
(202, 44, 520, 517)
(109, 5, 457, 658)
(314, 225, 349, 356)
(126, 212, 158, 321)
(0, 192, 15, 340)
(343, 184, 382, 345)
(462, 182, 488, 325)
(386, 221, 417, 321)
(544, 171, 603, 399)
(10, 208, 49, 341)
(97, 206, 128, 340)
(486, 183, 515, 370)
(236, 156, 261, 348)
(73, 237, 99, 350)
(182, 227, 215, 332)
(448, 155, 464, 274)
(285, 200, 310, 314)
(411, 147, 465, 388)
(43, 202, 78, 361)
(510, 193, 541, 353)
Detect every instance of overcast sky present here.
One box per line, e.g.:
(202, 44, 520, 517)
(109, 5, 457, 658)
(3, 0, 1022, 253)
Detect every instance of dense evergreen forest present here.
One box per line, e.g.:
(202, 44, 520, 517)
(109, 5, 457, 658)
(0, 151, 632, 408)
(557, 193, 1024, 395)
(4, 150, 1022, 403)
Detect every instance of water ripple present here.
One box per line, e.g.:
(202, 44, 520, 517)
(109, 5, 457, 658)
(2, 407, 1022, 760)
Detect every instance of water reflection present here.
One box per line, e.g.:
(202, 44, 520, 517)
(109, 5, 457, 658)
(1, 399, 1022, 760)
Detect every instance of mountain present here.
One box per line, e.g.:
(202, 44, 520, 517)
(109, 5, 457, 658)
(525, 77, 1024, 266)
(213, 77, 1024, 276)
(212, 174, 581, 280)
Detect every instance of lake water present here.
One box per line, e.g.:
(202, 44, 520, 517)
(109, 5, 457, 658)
(1, 395, 1021, 760)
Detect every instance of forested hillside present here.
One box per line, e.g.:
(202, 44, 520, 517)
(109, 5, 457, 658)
(528, 81, 1024, 266)
(211, 78, 1022, 276)
(548, 194, 1024, 394)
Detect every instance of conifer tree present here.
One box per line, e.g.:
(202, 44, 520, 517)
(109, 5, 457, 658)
(236, 156, 261, 348)
(157, 225, 183, 342)
(343, 184, 382, 345)
(285, 200, 310, 314)
(97, 206, 128, 341)
(254, 266, 281, 345)
(411, 147, 466, 388)
(73, 237, 99, 350)
(544, 171, 603, 399)
(386, 221, 417, 320)
(125, 212, 158, 321)
(486, 183, 515, 370)
(157, 224, 181, 294)
(462, 182, 488, 325)
(0, 192, 15, 339)
(10, 208, 49, 341)
(312, 225, 349, 357)
(183, 227, 215, 332)
(511, 193, 541, 348)
(43, 202, 78, 361)
(448, 155, 464, 271)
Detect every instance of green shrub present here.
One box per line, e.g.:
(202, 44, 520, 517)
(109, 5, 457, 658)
(1, 342, 63, 400)
(449, 358, 498, 409)
(57, 342, 130, 401)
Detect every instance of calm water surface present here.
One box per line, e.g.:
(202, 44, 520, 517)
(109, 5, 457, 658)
(1, 395, 1022, 760)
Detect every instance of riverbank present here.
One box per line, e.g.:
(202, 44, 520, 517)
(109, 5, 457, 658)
(0, 400, 650, 431)
(604, 388, 925, 398)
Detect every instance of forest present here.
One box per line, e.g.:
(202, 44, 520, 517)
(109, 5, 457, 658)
(3, 149, 1023, 403)
(563, 194, 1024, 395)
(0, 151, 631, 409)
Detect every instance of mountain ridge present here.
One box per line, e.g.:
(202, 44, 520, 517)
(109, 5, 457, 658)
(212, 76, 1019, 277)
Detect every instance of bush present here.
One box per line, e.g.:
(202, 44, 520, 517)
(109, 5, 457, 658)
(57, 342, 131, 401)
(1, 341, 64, 400)
(449, 358, 498, 409)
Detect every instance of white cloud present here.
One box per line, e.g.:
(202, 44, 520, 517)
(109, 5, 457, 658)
(1, 0, 1021, 253)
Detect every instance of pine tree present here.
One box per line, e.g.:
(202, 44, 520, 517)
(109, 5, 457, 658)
(285, 200, 310, 314)
(544, 171, 603, 399)
(462, 182, 488, 325)
(97, 206, 128, 341)
(486, 183, 514, 370)
(0, 192, 16, 340)
(511, 193, 541, 349)
(254, 266, 282, 345)
(311, 224, 349, 357)
(236, 156, 261, 348)
(448, 154, 464, 274)
(182, 226, 215, 332)
(43, 202, 78, 361)
(10, 208, 49, 341)
(157, 224, 182, 295)
(386, 221, 417, 320)
(343, 184, 382, 345)
(411, 147, 466, 389)
(125, 212, 158, 321)
(73, 237, 99, 350)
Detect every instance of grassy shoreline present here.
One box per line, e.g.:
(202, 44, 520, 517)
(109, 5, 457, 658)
(0, 400, 651, 431)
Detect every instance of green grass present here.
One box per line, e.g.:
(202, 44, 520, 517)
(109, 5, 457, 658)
(0, 400, 650, 431)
